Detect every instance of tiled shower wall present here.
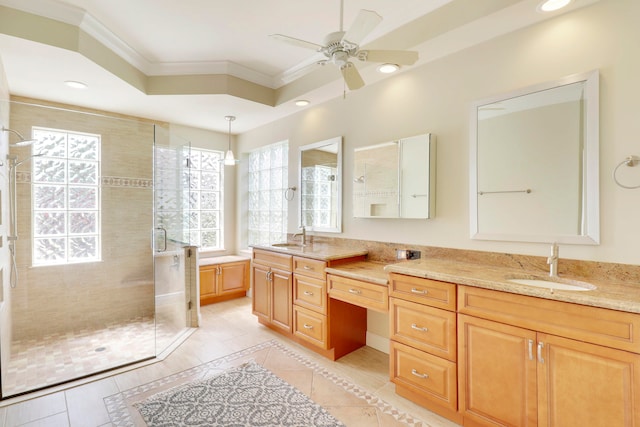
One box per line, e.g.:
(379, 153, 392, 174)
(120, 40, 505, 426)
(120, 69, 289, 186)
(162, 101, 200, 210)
(9, 97, 160, 339)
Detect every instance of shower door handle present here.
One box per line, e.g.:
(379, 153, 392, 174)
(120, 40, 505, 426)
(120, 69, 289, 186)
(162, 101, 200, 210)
(154, 226, 167, 252)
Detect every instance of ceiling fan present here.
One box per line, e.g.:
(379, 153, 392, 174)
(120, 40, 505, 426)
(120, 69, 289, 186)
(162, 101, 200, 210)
(270, 0, 419, 90)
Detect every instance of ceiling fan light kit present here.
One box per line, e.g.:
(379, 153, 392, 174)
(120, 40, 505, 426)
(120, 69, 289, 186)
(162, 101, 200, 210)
(270, 0, 418, 91)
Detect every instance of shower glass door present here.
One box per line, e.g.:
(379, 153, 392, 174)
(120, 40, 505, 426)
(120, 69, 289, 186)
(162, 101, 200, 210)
(1, 101, 158, 398)
(152, 128, 192, 353)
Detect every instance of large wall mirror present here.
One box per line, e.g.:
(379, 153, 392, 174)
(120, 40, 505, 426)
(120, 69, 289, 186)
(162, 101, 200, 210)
(353, 134, 436, 219)
(470, 70, 599, 244)
(299, 136, 342, 233)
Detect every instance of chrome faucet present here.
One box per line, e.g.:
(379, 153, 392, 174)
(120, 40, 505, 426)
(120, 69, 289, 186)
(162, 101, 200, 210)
(547, 243, 559, 277)
(293, 225, 307, 246)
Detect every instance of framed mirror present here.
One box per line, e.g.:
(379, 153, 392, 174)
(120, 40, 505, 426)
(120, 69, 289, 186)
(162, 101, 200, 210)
(353, 134, 436, 219)
(470, 70, 599, 244)
(299, 136, 342, 233)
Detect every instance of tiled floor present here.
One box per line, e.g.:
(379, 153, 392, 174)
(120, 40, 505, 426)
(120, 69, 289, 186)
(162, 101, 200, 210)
(3, 300, 185, 397)
(0, 297, 460, 427)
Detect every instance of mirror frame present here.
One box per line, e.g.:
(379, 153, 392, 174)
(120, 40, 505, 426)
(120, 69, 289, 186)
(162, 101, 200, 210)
(298, 136, 343, 233)
(469, 70, 600, 245)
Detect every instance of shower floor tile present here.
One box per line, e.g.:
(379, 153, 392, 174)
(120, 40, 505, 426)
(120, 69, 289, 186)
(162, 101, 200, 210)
(2, 316, 170, 397)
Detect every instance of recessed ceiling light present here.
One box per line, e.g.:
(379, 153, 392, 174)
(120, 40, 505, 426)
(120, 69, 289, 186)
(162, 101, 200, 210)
(295, 99, 310, 107)
(377, 63, 399, 74)
(64, 80, 88, 89)
(538, 0, 572, 12)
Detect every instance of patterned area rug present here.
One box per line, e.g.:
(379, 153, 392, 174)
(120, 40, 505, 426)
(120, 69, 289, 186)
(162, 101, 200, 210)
(105, 339, 428, 426)
(135, 360, 343, 426)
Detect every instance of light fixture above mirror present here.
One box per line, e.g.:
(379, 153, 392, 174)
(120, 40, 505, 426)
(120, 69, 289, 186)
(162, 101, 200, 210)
(224, 115, 236, 166)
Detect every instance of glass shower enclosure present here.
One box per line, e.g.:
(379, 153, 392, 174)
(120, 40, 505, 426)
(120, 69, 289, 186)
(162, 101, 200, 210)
(0, 99, 192, 398)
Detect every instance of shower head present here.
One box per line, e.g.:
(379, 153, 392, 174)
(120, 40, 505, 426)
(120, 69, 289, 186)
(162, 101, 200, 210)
(2, 126, 38, 147)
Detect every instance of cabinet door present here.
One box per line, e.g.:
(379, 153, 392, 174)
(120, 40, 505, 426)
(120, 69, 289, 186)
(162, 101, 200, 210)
(270, 268, 293, 333)
(538, 332, 640, 427)
(252, 264, 270, 321)
(199, 264, 218, 297)
(219, 261, 248, 294)
(458, 314, 538, 427)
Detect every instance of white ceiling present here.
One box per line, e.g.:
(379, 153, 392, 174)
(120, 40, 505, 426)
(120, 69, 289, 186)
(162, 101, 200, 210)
(0, 0, 596, 133)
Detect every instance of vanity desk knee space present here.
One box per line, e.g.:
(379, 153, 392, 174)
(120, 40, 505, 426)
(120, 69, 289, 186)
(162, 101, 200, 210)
(250, 245, 376, 360)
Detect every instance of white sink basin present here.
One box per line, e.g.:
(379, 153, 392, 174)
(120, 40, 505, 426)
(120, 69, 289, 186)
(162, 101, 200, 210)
(507, 277, 596, 291)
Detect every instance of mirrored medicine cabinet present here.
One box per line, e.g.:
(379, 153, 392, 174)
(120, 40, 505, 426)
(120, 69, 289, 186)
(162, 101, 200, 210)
(470, 70, 600, 245)
(299, 136, 342, 233)
(353, 133, 436, 219)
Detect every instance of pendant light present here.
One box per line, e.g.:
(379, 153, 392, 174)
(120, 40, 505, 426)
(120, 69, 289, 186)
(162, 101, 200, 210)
(224, 115, 236, 166)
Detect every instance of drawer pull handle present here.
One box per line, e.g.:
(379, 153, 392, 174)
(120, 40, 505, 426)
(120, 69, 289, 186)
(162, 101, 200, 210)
(528, 339, 534, 361)
(303, 265, 313, 270)
(303, 324, 314, 329)
(348, 288, 361, 295)
(411, 323, 428, 332)
(411, 369, 429, 379)
(303, 291, 314, 296)
(411, 288, 427, 294)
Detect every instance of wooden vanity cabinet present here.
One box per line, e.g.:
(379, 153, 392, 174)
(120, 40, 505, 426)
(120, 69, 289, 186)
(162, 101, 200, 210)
(252, 248, 367, 360)
(199, 259, 249, 305)
(388, 273, 461, 423)
(458, 285, 640, 427)
(251, 249, 293, 333)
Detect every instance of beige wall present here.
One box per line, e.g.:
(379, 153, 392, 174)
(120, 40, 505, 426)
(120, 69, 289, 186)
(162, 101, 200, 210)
(236, 0, 640, 266)
(9, 99, 156, 338)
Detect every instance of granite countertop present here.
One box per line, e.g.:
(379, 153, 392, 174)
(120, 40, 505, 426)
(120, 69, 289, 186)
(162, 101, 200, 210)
(252, 244, 640, 314)
(385, 258, 640, 314)
(199, 254, 250, 266)
(251, 243, 368, 262)
(325, 261, 390, 286)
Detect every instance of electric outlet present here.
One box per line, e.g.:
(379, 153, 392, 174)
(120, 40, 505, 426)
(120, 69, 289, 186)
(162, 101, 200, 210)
(396, 249, 421, 260)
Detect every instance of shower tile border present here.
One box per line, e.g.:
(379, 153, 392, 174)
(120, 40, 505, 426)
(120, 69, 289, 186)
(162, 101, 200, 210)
(16, 173, 152, 188)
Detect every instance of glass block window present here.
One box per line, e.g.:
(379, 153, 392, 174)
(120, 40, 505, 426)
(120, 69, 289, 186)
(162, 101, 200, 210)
(185, 148, 224, 250)
(31, 127, 101, 266)
(247, 140, 288, 246)
(301, 165, 334, 228)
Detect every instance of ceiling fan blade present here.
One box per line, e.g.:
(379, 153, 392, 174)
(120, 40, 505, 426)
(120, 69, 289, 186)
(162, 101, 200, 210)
(358, 50, 419, 65)
(341, 63, 365, 90)
(269, 34, 323, 51)
(342, 9, 382, 46)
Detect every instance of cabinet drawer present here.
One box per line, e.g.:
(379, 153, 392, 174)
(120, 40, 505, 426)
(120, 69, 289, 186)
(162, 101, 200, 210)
(458, 285, 640, 353)
(390, 341, 457, 411)
(294, 275, 327, 314)
(327, 274, 388, 313)
(390, 298, 457, 362)
(293, 256, 327, 280)
(293, 305, 328, 349)
(252, 249, 292, 271)
(389, 273, 456, 311)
